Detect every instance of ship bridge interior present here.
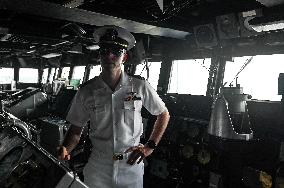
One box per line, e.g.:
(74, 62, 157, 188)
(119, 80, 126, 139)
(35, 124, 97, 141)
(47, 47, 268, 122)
(0, 0, 284, 188)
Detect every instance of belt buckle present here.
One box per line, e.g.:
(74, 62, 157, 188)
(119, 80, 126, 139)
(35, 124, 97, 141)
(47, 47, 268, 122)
(113, 153, 123, 161)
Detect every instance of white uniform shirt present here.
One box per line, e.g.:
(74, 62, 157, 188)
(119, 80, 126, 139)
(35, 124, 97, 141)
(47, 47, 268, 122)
(66, 71, 167, 187)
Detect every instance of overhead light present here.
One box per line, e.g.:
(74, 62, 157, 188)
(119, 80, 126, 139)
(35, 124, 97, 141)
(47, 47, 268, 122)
(86, 44, 100, 50)
(251, 20, 284, 32)
(26, 50, 36, 54)
(67, 50, 83, 54)
(52, 41, 70, 47)
(42, 53, 62, 58)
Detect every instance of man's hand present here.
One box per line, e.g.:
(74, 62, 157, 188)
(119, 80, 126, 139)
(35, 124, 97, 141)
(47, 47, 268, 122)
(58, 125, 83, 161)
(57, 146, 71, 161)
(125, 144, 154, 165)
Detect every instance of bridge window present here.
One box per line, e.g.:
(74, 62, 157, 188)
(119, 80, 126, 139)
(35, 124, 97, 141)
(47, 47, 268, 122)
(89, 65, 101, 80)
(49, 68, 56, 83)
(224, 54, 284, 101)
(19, 68, 38, 83)
(135, 62, 162, 90)
(72, 66, 86, 84)
(61, 67, 70, 80)
(168, 59, 211, 95)
(41, 68, 49, 84)
(0, 68, 14, 84)
(54, 68, 60, 79)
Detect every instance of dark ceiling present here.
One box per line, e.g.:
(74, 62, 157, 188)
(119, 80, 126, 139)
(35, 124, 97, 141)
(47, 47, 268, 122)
(1, 0, 284, 67)
(74, 0, 264, 30)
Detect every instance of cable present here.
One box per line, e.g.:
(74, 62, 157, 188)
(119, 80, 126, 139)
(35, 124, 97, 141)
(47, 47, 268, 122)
(227, 56, 254, 87)
(67, 172, 77, 188)
(139, 62, 146, 76)
(194, 58, 210, 72)
(138, 61, 152, 82)
(145, 59, 150, 80)
(67, 160, 81, 188)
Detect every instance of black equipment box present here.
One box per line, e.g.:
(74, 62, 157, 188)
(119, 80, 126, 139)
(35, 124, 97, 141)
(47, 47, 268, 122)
(38, 116, 69, 156)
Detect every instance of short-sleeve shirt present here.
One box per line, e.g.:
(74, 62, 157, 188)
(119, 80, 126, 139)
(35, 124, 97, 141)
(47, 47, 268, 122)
(66, 71, 167, 162)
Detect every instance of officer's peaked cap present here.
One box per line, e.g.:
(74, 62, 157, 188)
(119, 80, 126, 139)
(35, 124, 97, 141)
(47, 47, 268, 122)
(93, 25, 136, 50)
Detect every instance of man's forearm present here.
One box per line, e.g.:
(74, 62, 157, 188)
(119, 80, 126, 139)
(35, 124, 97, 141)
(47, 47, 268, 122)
(148, 111, 170, 145)
(62, 125, 83, 153)
(126, 111, 169, 164)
